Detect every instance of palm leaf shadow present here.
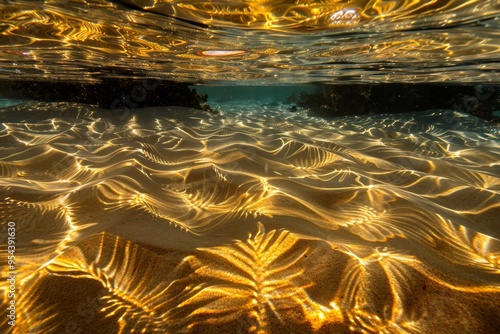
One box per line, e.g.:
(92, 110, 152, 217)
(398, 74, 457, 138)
(20, 232, 193, 333)
(17, 227, 349, 333)
(179, 223, 343, 332)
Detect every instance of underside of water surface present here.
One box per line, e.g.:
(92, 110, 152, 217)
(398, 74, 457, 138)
(1, 0, 499, 84)
(0, 1, 500, 334)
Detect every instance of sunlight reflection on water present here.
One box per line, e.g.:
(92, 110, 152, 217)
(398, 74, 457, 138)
(0, 0, 499, 83)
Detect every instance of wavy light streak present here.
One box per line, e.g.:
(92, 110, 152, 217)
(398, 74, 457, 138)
(1, 102, 499, 333)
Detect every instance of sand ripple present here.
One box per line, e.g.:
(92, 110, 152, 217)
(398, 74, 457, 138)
(1, 102, 499, 333)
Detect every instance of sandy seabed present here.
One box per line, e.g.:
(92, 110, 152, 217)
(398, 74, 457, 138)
(1, 101, 499, 333)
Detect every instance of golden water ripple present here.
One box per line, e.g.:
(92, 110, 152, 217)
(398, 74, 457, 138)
(0, 1, 499, 83)
(1, 102, 500, 333)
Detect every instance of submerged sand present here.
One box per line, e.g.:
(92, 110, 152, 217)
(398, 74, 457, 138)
(1, 102, 499, 333)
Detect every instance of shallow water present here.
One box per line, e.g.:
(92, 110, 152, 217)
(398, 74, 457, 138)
(0, 99, 499, 333)
(1, 1, 500, 333)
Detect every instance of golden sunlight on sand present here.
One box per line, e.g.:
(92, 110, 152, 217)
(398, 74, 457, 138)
(1, 102, 499, 333)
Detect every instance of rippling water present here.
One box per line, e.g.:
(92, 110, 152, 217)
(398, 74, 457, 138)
(1, 0, 499, 83)
(1, 1, 500, 334)
(0, 99, 499, 333)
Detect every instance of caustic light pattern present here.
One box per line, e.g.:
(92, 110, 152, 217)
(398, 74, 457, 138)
(0, 102, 500, 333)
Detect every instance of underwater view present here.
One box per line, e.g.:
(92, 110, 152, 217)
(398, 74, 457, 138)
(1, 1, 500, 333)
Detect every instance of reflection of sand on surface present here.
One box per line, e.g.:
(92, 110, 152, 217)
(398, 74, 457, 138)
(1, 102, 499, 333)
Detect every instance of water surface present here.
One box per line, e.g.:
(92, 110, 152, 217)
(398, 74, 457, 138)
(1, 0, 499, 83)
